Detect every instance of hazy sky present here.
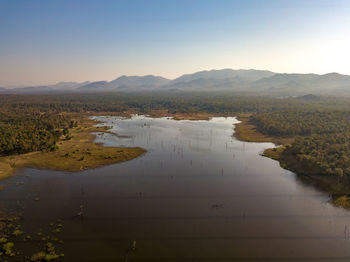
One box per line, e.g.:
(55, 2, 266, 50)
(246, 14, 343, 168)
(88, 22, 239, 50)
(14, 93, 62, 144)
(1, 0, 350, 86)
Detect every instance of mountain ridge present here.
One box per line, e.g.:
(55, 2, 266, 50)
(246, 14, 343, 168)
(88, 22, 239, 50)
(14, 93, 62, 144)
(2, 69, 350, 96)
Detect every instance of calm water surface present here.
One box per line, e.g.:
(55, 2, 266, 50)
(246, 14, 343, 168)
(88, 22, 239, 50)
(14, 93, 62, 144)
(1, 116, 350, 261)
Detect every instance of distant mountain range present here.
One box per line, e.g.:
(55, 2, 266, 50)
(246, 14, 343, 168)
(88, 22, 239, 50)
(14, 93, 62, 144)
(78, 75, 170, 90)
(1, 81, 90, 93)
(2, 69, 350, 96)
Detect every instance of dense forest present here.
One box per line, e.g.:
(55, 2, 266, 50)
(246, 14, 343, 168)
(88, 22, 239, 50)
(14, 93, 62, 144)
(247, 107, 350, 180)
(0, 110, 73, 156)
(251, 110, 350, 136)
(281, 134, 350, 177)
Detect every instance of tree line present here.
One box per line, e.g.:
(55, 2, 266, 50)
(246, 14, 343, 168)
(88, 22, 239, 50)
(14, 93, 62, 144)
(0, 109, 73, 156)
(251, 110, 350, 136)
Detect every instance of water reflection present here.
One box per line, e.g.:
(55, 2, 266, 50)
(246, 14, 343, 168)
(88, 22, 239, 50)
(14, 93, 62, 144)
(1, 115, 350, 261)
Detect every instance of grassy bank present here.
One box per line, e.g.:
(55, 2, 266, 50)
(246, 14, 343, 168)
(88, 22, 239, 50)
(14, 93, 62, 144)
(0, 115, 145, 180)
(234, 113, 294, 145)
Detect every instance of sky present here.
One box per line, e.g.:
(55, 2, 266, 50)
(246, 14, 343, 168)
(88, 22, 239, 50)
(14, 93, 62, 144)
(0, 0, 350, 86)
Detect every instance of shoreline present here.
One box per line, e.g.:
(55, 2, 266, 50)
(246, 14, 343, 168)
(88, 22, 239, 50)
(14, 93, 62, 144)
(0, 111, 222, 181)
(0, 115, 146, 181)
(2, 112, 349, 210)
(232, 113, 350, 210)
(233, 113, 294, 145)
(0, 112, 264, 181)
(88, 110, 230, 121)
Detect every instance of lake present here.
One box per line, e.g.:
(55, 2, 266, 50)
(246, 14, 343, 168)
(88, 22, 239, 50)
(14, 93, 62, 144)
(1, 115, 350, 261)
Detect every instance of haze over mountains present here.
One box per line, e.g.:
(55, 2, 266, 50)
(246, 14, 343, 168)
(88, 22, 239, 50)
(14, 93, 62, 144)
(1, 82, 90, 93)
(2, 69, 350, 96)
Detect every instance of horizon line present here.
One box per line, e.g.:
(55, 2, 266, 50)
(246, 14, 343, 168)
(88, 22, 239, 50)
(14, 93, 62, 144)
(0, 68, 346, 88)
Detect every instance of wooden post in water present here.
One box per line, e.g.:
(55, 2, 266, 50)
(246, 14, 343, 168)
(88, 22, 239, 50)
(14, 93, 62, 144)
(78, 205, 84, 220)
